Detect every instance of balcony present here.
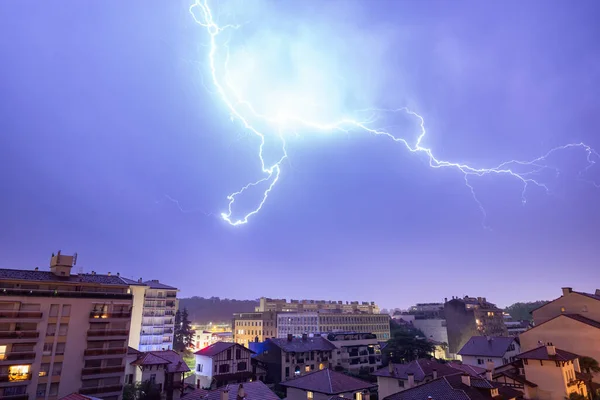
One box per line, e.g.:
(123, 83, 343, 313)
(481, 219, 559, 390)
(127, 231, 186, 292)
(89, 312, 131, 320)
(0, 311, 42, 319)
(0, 394, 28, 400)
(166, 294, 177, 298)
(84, 348, 127, 357)
(166, 302, 176, 307)
(87, 330, 129, 337)
(0, 288, 131, 300)
(0, 331, 39, 340)
(0, 352, 36, 362)
(0, 373, 32, 383)
(80, 384, 123, 395)
(81, 366, 125, 376)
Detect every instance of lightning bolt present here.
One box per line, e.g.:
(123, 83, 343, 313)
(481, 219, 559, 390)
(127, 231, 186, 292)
(189, 0, 599, 227)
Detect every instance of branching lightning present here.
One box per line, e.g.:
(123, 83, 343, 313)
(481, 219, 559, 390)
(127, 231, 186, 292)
(189, 0, 599, 227)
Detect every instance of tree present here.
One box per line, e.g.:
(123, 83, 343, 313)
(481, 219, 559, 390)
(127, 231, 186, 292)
(174, 309, 183, 351)
(122, 381, 162, 400)
(384, 321, 435, 363)
(579, 356, 600, 400)
(181, 307, 195, 349)
(505, 301, 549, 321)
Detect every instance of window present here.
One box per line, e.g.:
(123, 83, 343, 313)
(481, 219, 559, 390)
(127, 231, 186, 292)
(46, 323, 56, 336)
(52, 363, 62, 376)
(0, 345, 6, 360)
(8, 365, 30, 381)
(150, 374, 156, 384)
(39, 363, 50, 377)
(305, 365, 310, 372)
(197, 364, 203, 373)
(285, 367, 290, 377)
(36, 383, 46, 398)
(398, 379, 404, 388)
(43, 343, 53, 356)
(477, 359, 484, 365)
(61, 305, 71, 317)
(55, 343, 65, 355)
(560, 307, 566, 313)
(49, 304, 59, 317)
(226, 349, 232, 360)
(127, 374, 134, 384)
(58, 324, 68, 336)
(319, 363, 324, 370)
(237, 362, 247, 371)
(236, 348, 241, 359)
(307, 391, 313, 399)
(219, 364, 230, 374)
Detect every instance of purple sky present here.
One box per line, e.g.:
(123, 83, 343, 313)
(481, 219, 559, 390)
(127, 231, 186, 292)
(1, 0, 599, 309)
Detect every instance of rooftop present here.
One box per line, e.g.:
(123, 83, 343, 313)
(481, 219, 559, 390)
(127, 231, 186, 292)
(131, 350, 190, 373)
(280, 368, 375, 395)
(143, 279, 178, 290)
(194, 342, 253, 357)
(0, 268, 129, 286)
(183, 381, 279, 400)
(458, 336, 518, 358)
(372, 359, 461, 382)
(268, 337, 337, 353)
(517, 345, 579, 362)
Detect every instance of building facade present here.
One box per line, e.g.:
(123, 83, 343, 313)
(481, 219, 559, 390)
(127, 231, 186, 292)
(256, 297, 380, 314)
(277, 312, 390, 340)
(124, 347, 189, 394)
(232, 312, 277, 348)
(326, 332, 382, 374)
(280, 368, 375, 400)
(193, 342, 254, 389)
(0, 252, 132, 400)
(458, 336, 520, 368)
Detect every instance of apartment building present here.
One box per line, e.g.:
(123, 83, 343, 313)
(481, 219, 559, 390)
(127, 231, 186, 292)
(444, 296, 507, 356)
(232, 312, 277, 348)
(326, 332, 382, 373)
(277, 312, 390, 340)
(0, 252, 132, 400)
(123, 278, 178, 352)
(256, 297, 380, 314)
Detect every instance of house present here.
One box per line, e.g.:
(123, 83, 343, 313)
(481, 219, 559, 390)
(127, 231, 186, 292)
(280, 368, 375, 400)
(182, 381, 280, 400)
(59, 394, 103, 400)
(372, 358, 467, 399)
(125, 347, 190, 394)
(516, 343, 588, 400)
(193, 342, 254, 389)
(325, 332, 382, 374)
(383, 374, 522, 400)
(446, 361, 487, 378)
(520, 287, 600, 382)
(458, 336, 520, 368)
(492, 359, 539, 399)
(249, 334, 337, 384)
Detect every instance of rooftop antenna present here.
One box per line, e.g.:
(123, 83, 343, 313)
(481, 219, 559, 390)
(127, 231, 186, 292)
(73, 253, 78, 265)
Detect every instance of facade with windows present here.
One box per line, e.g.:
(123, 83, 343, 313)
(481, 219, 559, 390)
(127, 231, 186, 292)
(277, 312, 391, 340)
(232, 312, 277, 348)
(193, 342, 254, 389)
(458, 336, 521, 368)
(256, 297, 380, 314)
(0, 251, 133, 400)
(326, 332, 382, 374)
(124, 347, 189, 394)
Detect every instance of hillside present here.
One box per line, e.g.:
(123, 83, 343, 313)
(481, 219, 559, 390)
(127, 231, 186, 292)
(505, 300, 549, 321)
(178, 296, 259, 324)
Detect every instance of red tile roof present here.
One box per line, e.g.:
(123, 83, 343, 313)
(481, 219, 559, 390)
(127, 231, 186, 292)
(517, 345, 579, 361)
(372, 359, 461, 382)
(280, 368, 375, 395)
(447, 362, 487, 377)
(131, 350, 190, 373)
(194, 342, 254, 357)
(183, 381, 279, 400)
(59, 394, 100, 400)
(458, 336, 518, 358)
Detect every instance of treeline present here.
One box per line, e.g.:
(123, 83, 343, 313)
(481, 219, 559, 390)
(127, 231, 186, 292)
(505, 300, 549, 321)
(178, 296, 259, 324)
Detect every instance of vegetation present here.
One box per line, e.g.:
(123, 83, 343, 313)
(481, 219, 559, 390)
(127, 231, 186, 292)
(383, 320, 435, 363)
(123, 381, 162, 400)
(504, 301, 549, 321)
(174, 307, 194, 351)
(178, 296, 258, 324)
(579, 356, 600, 400)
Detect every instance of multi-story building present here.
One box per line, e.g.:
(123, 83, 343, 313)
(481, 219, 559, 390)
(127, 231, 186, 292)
(123, 279, 178, 352)
(277, 312, 390, 340)
(232, 312, 277, 348)
(503, 313, 531, 336)
(0, 252, 132, 400)
(194, 330, 233, 351)
(326, 332, 382, 373)
(444, 296, 507, 356)
(193, 342, 254, 389)
(256, 297, 380, 314)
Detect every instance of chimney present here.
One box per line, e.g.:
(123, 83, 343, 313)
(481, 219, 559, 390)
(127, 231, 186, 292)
(562, 287, 572, 296)
(461, 374, 471, 386)
(34, 267, 38, 271)
(432, 369, 437, 379)
(117, 272, 120, 277)
(287, 334, 293, 342)
(546, 342, 556, 356)
(574, 358, 581, 373)
(237, 384, 245, 400)
(362, 390, 370, 400)
(138, 277, 142, 283)
(107, 272, 111, 276)
(220, 388, 229, 400)
(596, 289, 600, 296)
(302, 333, 308, 341)
(407, 372, 415, 388)
(444, 297, 448, 303)
(486, 361, 494, 381)
(388, 361, 394, 375)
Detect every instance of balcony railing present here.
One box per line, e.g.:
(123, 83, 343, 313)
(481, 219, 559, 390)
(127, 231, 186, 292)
(0, 394, 28, 400)
(0, 331, 39, 339)
(0, 373, 32, 383)
(80, 384, 123, 395)
(0, 288, 131, 300)
(84, 348, 127, 356)
(0, 311, 42, 319)
(81, 366, 125, 376)
(89, 312, 132, 319)
(87, 330, 129, 337)
(1, 352, 36, 361)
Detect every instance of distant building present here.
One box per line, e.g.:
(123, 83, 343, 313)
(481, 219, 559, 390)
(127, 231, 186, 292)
(457, 336, 520, 368)
(503, 313, 531, 336)
(0, 252, 133, 400)
(256, 297, 380, 314)
(182, 381, 280, 400)
(280, 368, 375, 400)
(325, 332, 382, 373)
(193, 330, 233, 351)
(277, 312, 390, 340)
(124, 347, 189, 394)
(444, 296, 507, 356)
(232, 311, 277, 348)
(193, 342, 254, 389)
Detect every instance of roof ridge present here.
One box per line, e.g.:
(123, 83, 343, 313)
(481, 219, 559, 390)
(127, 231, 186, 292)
(327, 368, 332, 393)
(415, 359, 425, 376)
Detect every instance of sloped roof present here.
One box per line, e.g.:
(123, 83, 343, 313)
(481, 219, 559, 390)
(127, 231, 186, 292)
(132, 352, 171, 366)
(143, 280, 178, 290)
(280, 368, 375, 395)
(128, 346, 142, 355)
(194, 342, 254, 357)
(59, 394, 102, 400)
(131, 350, 190, 373)
(447, 362, 487, 377)
(458, 336, 518, 357)
(183, 381, 279, 400)
(268, 337, 337, 353)
(372, 359, 461, 382)
(517, 345, 579, 361)
(0, 268, 129, 286)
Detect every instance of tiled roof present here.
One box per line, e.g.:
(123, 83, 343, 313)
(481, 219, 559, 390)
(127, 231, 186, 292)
(574, 291, 600, 301)
(120, 277, 147, 286)
(280, 368, 375, 395)
(268, 337, 337, 353)
(194, 342, 255, 357)
(128, 346, 142, 355)
(458, 336, 518, 357)
(517, 345, 579, 361)
(493, 371, 538, 388)
(384, 374, 522, 400)
(531, 290, 600, 313)
(183, 381, 279, 400)
(132, 352, 171, 366)
(447, 362, 486, 377)
(0, 268, 129, 286)
(563, 314, 600, 329)
(143, 280, 177, 290)
(372, 359, 461, 382)
(59, 394, 94, 400)
(131, 350, 190, 373)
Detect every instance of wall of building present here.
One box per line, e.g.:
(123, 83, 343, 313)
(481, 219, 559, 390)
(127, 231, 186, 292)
(444, 300, 478, 355)
(328, 336, 381, 373)
(284, 387, 360, 400)
(233, 312, 277, 347)
(413, 318, 448, 344)
(523, 359, 583, 400)
(194, 355, 214, 389)
(128, 284, 147, 350)
(277, 313, 319, 338)
(532, 291, 600, 325)
(376, 376, 403, 400)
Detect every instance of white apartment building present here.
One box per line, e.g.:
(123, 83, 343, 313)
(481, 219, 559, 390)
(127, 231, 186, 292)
(257, 297, 380, 314)
(123, 279, 178, 352)
(277, 312, 390, 340)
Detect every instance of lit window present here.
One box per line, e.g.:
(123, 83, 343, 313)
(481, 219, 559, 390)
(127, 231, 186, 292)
(9, 365, 30, 381)
(0, 345, 6, 361)
(561, 307, 566, 313)
(307, 391, 313, 399)
(305, 365, 310, 372)
(319, 363, 324, 370)
(356, 392, 363, 400)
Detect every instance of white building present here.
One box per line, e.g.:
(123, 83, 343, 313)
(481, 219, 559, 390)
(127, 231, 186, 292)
(124, 347, 189, 394)
(458, 336, 520, 368)
(277, 312, 390, 340)
(326, 332, 382, 374)
(193, 342, 254, 389)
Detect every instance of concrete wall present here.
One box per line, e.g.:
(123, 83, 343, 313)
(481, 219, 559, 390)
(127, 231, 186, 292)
(194, 354, 214, 389)
(128, 285, 147, 350)
(377, 376, 403, 399)
(444, 300, 478, 355)
(532, 291, 600, 325)
(523, 359, 585, 400)
(413, 318, 448, 344)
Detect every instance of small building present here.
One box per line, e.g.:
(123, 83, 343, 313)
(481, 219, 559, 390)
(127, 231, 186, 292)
(372, 359, 465, 399)
(280, 368, 375, 400)
(325, 332, 382, 374)
(458, 336, 520, 368)
(125, 347, 190, 394)
(517, 343, 588, 400)
(193, 342, 254, 389)
(182, 381, 279, 400)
